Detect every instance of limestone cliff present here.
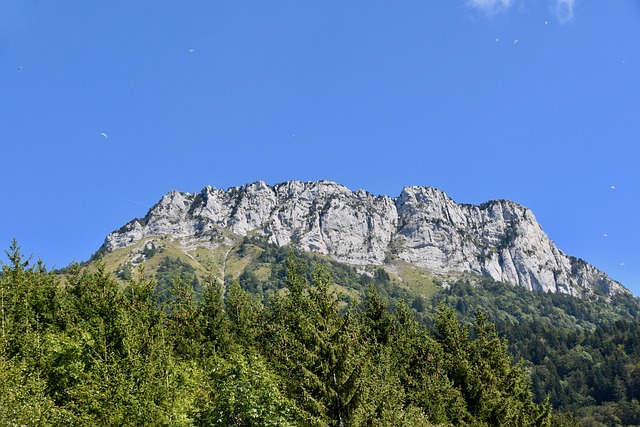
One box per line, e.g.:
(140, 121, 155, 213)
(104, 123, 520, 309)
(102, 180, 627, 296)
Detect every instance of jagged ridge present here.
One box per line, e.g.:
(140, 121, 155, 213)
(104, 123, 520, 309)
(102, 180, 627, 297)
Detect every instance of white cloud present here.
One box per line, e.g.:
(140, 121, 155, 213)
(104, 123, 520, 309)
(467, 0, 513, 14)
(554, 0, 575, 23)
(467, 0, 577, 23)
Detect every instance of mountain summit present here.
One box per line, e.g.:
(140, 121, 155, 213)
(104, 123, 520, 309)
(101, 180, 627, 297)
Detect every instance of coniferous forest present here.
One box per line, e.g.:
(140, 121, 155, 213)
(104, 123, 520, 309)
(3, 239, 640, 426)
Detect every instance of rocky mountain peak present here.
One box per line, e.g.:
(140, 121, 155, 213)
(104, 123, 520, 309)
(102, 180, 628, 297)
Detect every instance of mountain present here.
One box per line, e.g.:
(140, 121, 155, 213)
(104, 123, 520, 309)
(98, 180, 627, 297)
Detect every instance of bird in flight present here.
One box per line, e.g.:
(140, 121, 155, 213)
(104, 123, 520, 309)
(101, 132, 108, 139)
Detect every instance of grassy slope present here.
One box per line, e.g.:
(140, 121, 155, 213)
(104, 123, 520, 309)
(87, 232, 640, 331)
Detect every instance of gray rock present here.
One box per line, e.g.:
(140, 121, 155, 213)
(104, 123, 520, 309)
(103, 180, 627, 296)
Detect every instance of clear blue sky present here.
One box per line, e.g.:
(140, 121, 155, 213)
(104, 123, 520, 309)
(2, 1, 640, 294)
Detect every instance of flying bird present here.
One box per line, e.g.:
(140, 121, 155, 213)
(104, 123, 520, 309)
(600, 234, 608, 238)
(17, 66, 22, 72)
(100, 132, 108, 139)
(513, 39, 519, 45)
(611, 185, 616, 190)
(187, 49, 195, 53)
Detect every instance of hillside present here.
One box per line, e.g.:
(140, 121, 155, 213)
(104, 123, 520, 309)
(100, 239, 640, 425)
(3, 240, 561, 426)
(83, 180, 640, 425)
(97, 180, 626, 297)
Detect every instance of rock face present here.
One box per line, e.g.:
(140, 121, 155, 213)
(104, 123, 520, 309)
(103, 180, 627, 296)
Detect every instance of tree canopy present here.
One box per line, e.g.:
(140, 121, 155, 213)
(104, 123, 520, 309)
(0, 240, 607, 426)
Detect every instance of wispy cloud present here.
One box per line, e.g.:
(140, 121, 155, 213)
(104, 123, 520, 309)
(554, 0, 575, 23)
(467, 0, 577, 23)
(467, 0, 513, 14)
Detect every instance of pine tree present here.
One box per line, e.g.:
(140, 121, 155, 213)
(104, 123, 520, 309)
(262, 256, 370, 426)
(225, 279, 262, 347)
(0, 239, 60, 357)
(199, 271, 232, 356)
(386, 300, 470, 425)
(432, 305, 553, 426)
(165, 272, 203, 358)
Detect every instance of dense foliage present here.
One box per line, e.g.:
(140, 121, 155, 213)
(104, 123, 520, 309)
(1, 241, 553, 426)
(432, 280, 640, 426)
(233, 238, 428, 317)
(199, 240, 640, 426)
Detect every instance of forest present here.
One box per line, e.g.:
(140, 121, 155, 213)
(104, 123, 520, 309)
(5, 238, 640, 425)
(1, 240, 556, 426)
(433, 282, 640, 425)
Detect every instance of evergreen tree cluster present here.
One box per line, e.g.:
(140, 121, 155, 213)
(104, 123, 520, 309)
(235, 243, 640, 426)
(0, 241, 553, 426)
(433, 280, 640, 426)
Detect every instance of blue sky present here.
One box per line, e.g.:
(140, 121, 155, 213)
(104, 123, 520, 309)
(2, 1, 640, 294)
